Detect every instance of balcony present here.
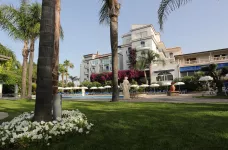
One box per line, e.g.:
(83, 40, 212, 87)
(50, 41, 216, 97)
(84, 72, 89, 75)
(179, 56, 228, 67)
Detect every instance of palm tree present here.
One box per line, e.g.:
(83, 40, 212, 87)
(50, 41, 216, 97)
(99, 0, 121, 102)
(34, 0, 55, 121)
(201, 64, 228, 95)
(0, 0, 32, 98)
(69, 76, 79, 86)
(158, 0, 192, 30)
(59, 64, 67, 87)
(27, 2, 42, 99)
(136, 50, 165, 85)
(63, 60, 74, 83)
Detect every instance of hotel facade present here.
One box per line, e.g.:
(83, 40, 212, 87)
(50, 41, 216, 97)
(80, 24, 228, 84)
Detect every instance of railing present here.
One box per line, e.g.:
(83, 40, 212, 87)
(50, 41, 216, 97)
(180, 57, 228, 66)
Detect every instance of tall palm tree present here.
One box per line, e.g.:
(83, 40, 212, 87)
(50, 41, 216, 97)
(0, 0, 32, 98)
(63, 60, 74, 83)
(27, 2, 42, 99)
(137, 50, 165, 85)
(201, 64, 228, 95)
(99, 0, 121, 102)
(34, 0, 55, 121)
(59, 64, 67, 87)
(69, 75, 79, 86)
(158, 0, 192, 30)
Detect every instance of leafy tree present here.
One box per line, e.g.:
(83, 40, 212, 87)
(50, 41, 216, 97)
(136, 50, 165, 85)
(63, 60, 74, 83)
(0, 43, 16, 60)
(99, 0, 121, 102)
(0, 0, 32, 98)
(201, 64, 228, 95)
(59, 64, 67, 87)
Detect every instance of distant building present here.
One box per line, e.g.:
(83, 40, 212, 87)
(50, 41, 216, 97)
(175, 48, 228, 77)
(80, 52, 123, 82)
(79, 24, 228, 84)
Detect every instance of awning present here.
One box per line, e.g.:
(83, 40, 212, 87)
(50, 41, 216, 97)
(154, 69, 174, 73)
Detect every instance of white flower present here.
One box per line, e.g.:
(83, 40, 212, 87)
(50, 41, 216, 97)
(41, 121, 45, 125)
(2, 142, 5, 146)
(10, 138, 14, 143)
(56, 117, 61, 121)
(47, 143, 50, 146)
(86, 131, 90, 134)
(78, 128, 83, 133)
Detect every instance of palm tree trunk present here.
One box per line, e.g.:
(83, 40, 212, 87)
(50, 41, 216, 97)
(34, 0, 55, 122)
(27, 38, 35, 99)
(52, 0, 60, 95)
(149, 63, 152, 85)
(110, 14, 119, 102)
(65, 66, 68, 83)
(144, 70, 148, 84)
(21, 40, 29, 98)
(62, 74, 64, 87)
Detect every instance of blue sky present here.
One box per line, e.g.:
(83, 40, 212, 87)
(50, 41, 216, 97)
(0, 0, 228, 76)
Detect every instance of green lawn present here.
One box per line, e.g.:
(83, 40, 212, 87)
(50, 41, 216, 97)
(1, 100, 228, 150)
(194, 95, 228, 99)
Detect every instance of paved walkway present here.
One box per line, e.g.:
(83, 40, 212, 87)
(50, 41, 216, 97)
(0, 112, 8, 120)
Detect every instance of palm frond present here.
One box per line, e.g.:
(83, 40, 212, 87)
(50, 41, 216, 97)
(158, 0, 192, 30)
(99, 0, 110, 25)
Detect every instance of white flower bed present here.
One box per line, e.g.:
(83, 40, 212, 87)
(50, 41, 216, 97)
(0, 110, 93, 149)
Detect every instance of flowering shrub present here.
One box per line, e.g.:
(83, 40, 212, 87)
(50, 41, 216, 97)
(0, 110, 93, 149)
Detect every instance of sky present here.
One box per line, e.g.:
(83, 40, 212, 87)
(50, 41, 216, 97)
(0, 0, 228, 76)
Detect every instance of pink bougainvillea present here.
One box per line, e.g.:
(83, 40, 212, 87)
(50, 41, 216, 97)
(90, 70, 144, 83)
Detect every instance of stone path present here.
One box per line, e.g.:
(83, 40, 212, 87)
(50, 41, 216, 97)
(0, 112, 8, 120)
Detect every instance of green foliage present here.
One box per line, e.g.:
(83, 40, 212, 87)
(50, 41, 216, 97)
(67, 82, 74, 87)
(32, 83, 36, 94)
(81, 81, 92, 88)
(105, 80, 112, 86)
(130, 79, 138, 85)
(92, 82, 101, 87)
(175, 71, 205, 91)
(0, 43, 16, 60)
(0, 58, 21, 85)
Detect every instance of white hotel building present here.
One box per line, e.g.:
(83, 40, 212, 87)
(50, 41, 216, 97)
(80, 24, 228, 84)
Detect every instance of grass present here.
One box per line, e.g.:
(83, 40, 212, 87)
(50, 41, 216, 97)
(1, 100, 228, 150)
(194, 95, 228, 99)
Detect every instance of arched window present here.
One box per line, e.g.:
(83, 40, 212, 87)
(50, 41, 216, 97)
(156, 71, 173, 81)
(170, 52, 173, 58)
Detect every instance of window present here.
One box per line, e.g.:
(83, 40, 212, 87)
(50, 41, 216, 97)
(181, 72, 187, 77)
(186, 58, 197, 64)
(170, 53, 173, 58)
(156, 71, 173, 81)
(141, 41, 145, 47)
(106, 66, 109, 71)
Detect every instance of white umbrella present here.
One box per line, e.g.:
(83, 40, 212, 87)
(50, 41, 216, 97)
(98, 87, 105, 89)
(162, 82, 171, 92)
(72, 87, 80, 90)
(58, 87, 64, 90)
(104, 85, 112, 89)
(131, 85, 139, 88)
(90, 87, 98, 90)
(199, 76, 213, 81)
(174, 82, 185, 91)
(150, 84, 160, 93)
(139, 84, 149, 88)
(80, 87, 88, 89)
(64, 87, 73, 90)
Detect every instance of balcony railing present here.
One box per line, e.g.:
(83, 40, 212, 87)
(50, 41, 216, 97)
(179, 56, 228, 66)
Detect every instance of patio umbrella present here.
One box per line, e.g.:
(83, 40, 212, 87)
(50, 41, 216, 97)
(131, 85, 139, 88)
(162, 82, 171, 92)
(90, 87, 98, 90)
(199, 76, 213, 81)
(174, 82, 185, 91)
(104, 85, 112, 89)
(199, 76, 213, 91)
(150, 84, 160, 92)
(139, 84, 149, 92)
(80, 87, 88, 89)
(58, 87, 64, 90)
(64, 87, 73, 90)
